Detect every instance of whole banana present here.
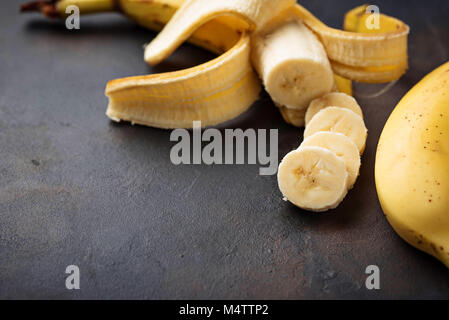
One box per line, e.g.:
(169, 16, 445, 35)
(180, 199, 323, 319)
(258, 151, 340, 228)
(376, 62, 449, 268)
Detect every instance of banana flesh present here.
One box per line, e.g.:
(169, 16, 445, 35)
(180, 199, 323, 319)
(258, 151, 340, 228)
(251, 19, 334, 111)
(305, 107, 368, 154)
(278, 95, 368, 211)
(300, 132, 361, 189)
(278, 146, 349, 213)
(305, 92, 363, 126)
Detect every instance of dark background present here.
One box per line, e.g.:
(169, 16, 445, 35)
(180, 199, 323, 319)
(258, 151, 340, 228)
(1, 0, 449, 299)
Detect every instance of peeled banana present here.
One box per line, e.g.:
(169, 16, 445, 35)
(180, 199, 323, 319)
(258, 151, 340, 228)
(22, 0, 410, 129)
(375, 61, 449, 268)
(251, 18, 334, 116)
(139, 0, 409, 128)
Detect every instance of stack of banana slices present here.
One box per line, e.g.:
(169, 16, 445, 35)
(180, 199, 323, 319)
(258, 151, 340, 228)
(22, 0, 408, 212)
(278, 92, 367, 212)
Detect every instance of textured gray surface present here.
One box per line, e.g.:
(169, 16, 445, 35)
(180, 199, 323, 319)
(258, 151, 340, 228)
(1, 0, 449, 299)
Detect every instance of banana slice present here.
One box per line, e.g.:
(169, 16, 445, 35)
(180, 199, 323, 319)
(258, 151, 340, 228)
(304, 107, 368, 154)
(278, 146, 349, 212)
(305, 92, 363, 126)
(277, 105, 306, 128)
(251, 19, 334, 110)
(300, 132, 361, 189)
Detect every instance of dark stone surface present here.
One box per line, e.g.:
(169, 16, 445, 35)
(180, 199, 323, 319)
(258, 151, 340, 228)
(1, 0, 449, 299)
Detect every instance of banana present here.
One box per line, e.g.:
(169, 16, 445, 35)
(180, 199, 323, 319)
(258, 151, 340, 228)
(375, 61, 449, 268)
(251, 18, 334, 111)
(278, 146, 349, 212)
(23, 0, 262, 129)
(304, 107, 368, 154)
(21, 0, 409, 129)
(106, 35, 261, 129)
(139, 0, 408, 128)
(305, 92, 363, 126)
(22, 1, 409, 84)
(300, 132, 361, 189)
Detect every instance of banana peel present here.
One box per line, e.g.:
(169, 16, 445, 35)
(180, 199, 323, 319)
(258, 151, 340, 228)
(21, 0, 409, 129)
(106, 35, 261, 129)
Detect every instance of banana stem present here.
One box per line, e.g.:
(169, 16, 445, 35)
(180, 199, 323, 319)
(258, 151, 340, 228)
(20, 1, 60, 18)
(20, 0, 117, 17)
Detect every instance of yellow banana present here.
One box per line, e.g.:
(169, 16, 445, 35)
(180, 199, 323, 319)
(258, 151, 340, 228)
(375, 62, 449, 268)
(22, 0, 262, 129)
(141, 0, 408, 127)
(21, 2, 409, 83)
(22, 0, 409, 129)
(142, 1, 408, 80)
